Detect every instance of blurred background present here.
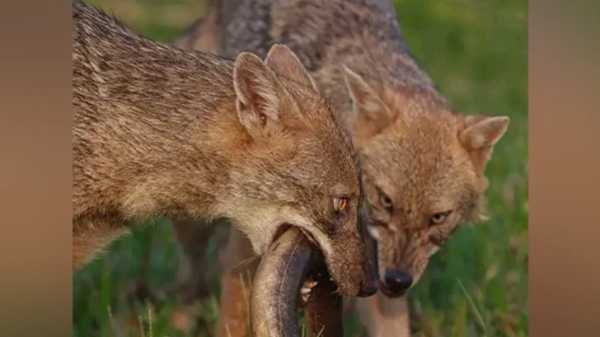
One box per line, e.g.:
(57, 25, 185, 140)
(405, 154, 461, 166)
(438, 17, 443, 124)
(75, 1, 528, 336)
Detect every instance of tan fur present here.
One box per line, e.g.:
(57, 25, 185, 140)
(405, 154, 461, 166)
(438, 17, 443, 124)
(72, 1, 374, 296)
(358, 101, 485, 284)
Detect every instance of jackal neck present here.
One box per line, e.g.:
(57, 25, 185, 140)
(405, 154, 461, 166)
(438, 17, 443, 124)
(73, 1, 248, 222)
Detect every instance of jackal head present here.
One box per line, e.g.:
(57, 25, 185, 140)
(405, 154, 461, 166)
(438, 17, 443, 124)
(343, 67, 509, 297)
(220, 45, 376, 296)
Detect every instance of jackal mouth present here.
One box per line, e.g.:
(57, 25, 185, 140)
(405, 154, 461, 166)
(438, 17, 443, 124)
(252, 226, 341, 337)
(271, 223, 337, 290)
(271, 223, 318, 246)
(380, 285, 408, 298)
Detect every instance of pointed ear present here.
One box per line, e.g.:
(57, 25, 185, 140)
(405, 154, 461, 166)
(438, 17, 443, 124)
(344, 66, 388, 117)
(233, 52, 285, 137)
(264, 44, 319, 93)
(459, 115, 510, 173)
(343, 66, 395, 145)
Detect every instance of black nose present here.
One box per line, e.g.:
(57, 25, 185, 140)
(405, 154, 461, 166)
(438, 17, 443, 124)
(384, 269, 413, 296)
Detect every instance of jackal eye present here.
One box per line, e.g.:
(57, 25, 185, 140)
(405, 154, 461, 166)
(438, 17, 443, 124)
(378, 190, 393, 213)
(333, 196, 350, 213)
(430, 210, 452, 226)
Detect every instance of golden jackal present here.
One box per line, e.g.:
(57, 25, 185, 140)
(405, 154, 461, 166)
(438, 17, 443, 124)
(72, 0, 377, 297)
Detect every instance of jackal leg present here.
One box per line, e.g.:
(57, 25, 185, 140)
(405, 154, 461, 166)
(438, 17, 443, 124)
(355, 294, 411, 337)
(215, 229, 258, 337)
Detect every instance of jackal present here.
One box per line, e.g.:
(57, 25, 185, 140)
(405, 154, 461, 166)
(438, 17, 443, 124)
(176, 0, 509, 335)
(72, 0, 378, 297)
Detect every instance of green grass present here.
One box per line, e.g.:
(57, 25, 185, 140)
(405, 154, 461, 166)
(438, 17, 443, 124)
(75, 1, 528, 336)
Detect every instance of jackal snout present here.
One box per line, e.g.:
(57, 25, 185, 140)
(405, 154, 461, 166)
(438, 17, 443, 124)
(382, 269, 413, 297)
(354, 201, 380, 296)
(324, 224, 379, 297)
